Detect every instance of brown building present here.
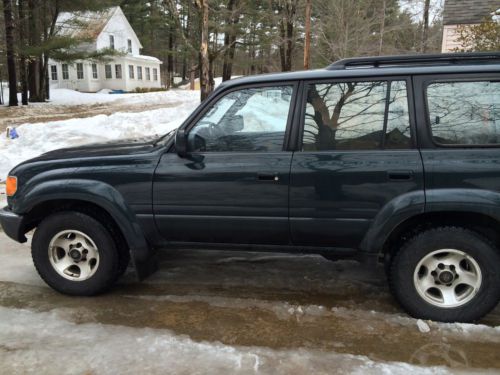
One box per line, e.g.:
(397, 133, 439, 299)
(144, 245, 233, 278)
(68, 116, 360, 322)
(442, 0, 500, 52)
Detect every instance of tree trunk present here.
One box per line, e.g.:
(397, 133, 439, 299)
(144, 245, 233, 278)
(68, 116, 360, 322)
(167, 26, 175, 88)
(3, 0, 18, 106)
(222, 0, 239, 81)
(422, 0, 430, 53)
(198, 0, 212, 101)
(379, 0, 386, 55)
(18, 0, 29, 105)
(28, 0, 42, 102)
(303, 0, 312, 70)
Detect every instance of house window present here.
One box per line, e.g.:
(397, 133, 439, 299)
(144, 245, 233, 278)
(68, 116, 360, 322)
(115, 64, 122, 79)
(105, 64, 112, 79)
(137, 66, 143, 80)
(109, 35, 115, 49)
(76, 63, 84, 80)
(50, 65, 58, 81)
(62, 64, 69, 80)
(92, 63, 98, 79)
(145, 67, 151, 81)
(153, 68, 158, 81)
(129, 65, 134, 79)
(127, 39, 132, 54)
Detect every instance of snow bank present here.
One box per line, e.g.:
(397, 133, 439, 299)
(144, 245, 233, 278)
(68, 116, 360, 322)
(1, 87, 196, 106)
(0, 306, 457, 375)
(0, 90, 200, 180)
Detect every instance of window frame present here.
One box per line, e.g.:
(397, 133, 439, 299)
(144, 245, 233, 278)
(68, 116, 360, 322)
(127, 39, 132, 54)
(153, 68, 158, 81)
(129, 65, 135, 79)
(137, 66, 143, 80)
(172, 81, 300, 154)
(109, 35, 115, 50)
(62, 64, 69, 80)
(145, 67, 151, 81)
(421, 73, 500, 149)
(115, 64, 122, 79)
(76, 63, 84, 80)
(91, 63, 98, 80)
(105, 64, 112, 79)
(50, 65, 58, 81)
(296, 76, 417, 153)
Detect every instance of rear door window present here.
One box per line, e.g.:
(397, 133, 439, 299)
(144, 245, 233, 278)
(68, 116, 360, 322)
(302, 80, 411, 151)
(426, 81, 500, 145)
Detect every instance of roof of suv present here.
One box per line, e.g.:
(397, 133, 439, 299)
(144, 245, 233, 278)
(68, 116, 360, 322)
(219, 53, 500, 89)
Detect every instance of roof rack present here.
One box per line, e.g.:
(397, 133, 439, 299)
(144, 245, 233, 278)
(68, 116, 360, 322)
(327, 52, 500, 70)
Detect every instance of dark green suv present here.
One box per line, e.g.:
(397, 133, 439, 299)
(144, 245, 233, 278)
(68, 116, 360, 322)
(2, 53, 500, 323)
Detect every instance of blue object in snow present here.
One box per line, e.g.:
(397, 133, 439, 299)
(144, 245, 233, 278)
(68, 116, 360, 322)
(9, 127, 19, 139)
(110, 89, 126, 94)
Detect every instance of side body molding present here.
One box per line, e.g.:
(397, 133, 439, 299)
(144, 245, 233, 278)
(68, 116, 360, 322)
(13, 179, 157, 279)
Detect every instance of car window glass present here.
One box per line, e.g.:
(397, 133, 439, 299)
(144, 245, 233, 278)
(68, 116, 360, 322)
(427, 81, 500, 145)
(303, 80, 411, 151)
(188, 86, 293, 152)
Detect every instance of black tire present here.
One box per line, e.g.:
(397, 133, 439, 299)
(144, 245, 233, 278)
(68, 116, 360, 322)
(32, 211, 120, 296)
(389, 227, 500, 322)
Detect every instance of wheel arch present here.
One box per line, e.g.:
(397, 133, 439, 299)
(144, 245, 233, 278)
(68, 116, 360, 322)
(380, 211, 500, 260)
(14, 179, 157, 279)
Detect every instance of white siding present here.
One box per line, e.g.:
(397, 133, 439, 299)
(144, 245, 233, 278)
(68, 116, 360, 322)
(48, 57, 162, 92)
(96, 8, 141, 56)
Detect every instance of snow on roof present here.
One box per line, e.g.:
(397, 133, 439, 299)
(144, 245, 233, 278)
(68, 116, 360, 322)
(131, 55, 161, 62)
(55, 7, 118, 40)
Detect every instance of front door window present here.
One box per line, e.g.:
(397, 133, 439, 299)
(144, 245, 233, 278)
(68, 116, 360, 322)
(187, 86, 294, 153)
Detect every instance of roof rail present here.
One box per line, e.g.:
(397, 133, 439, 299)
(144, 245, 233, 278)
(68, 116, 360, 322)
(327, 52, 500, 70)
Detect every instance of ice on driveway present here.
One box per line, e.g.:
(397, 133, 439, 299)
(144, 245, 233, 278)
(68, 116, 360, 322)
(0, 305, 458, 375)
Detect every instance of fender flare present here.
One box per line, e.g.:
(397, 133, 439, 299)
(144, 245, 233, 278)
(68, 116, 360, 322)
(14, 179, 157, 279)
(359, 190, 425, 253)
(360, 188, 500, 254)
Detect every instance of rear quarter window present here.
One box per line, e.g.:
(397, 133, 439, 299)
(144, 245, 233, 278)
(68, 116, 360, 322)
(427, 81, 500, 146)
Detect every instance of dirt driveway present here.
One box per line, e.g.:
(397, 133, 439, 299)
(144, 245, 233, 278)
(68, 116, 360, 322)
(0, 232, 499, 374)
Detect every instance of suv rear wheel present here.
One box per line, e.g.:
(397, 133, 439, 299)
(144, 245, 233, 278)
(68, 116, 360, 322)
(32, 211, 120, 296)
(390, 227, 500, 322)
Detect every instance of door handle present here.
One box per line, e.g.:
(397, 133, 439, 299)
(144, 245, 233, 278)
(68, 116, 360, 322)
(257, 173, 280, 182)
(387, 170, 413, 181)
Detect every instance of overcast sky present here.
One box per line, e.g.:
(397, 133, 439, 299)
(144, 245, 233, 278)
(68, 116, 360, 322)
(400, 0, 445, 23)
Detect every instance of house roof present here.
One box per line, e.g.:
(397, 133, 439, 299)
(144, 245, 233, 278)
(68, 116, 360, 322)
(55, 7, 118, 40)
(443, 0, 500, 25)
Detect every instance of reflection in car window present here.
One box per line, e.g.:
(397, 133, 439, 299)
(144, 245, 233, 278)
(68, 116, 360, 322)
(188, 86, 293, 152)
(427, 81, 500, 145)
(303, 80, 411, 151)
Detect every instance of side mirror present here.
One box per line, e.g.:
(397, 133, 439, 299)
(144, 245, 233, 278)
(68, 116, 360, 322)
(175, 128, 188, 157)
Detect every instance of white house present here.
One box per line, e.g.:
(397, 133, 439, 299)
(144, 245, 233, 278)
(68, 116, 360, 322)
(48, 6, 162, 92)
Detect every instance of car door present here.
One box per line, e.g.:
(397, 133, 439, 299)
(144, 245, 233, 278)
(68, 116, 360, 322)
(153, 83, 297, 245)
(290, 77, 425, 248)
(414, 74, 500, 210)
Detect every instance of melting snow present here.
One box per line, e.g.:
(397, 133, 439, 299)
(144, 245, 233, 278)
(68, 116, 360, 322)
(0, 306, 458, 375)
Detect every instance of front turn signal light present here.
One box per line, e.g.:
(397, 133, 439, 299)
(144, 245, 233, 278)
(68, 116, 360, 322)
(6, 176, 17, 197)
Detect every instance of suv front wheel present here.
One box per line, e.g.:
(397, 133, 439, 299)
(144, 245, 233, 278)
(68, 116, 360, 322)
(390, 227, 500, 322)
(32, 211, 120, 296)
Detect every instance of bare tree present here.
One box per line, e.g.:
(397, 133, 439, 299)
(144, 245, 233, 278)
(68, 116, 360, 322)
(303, 0, 312, 69)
